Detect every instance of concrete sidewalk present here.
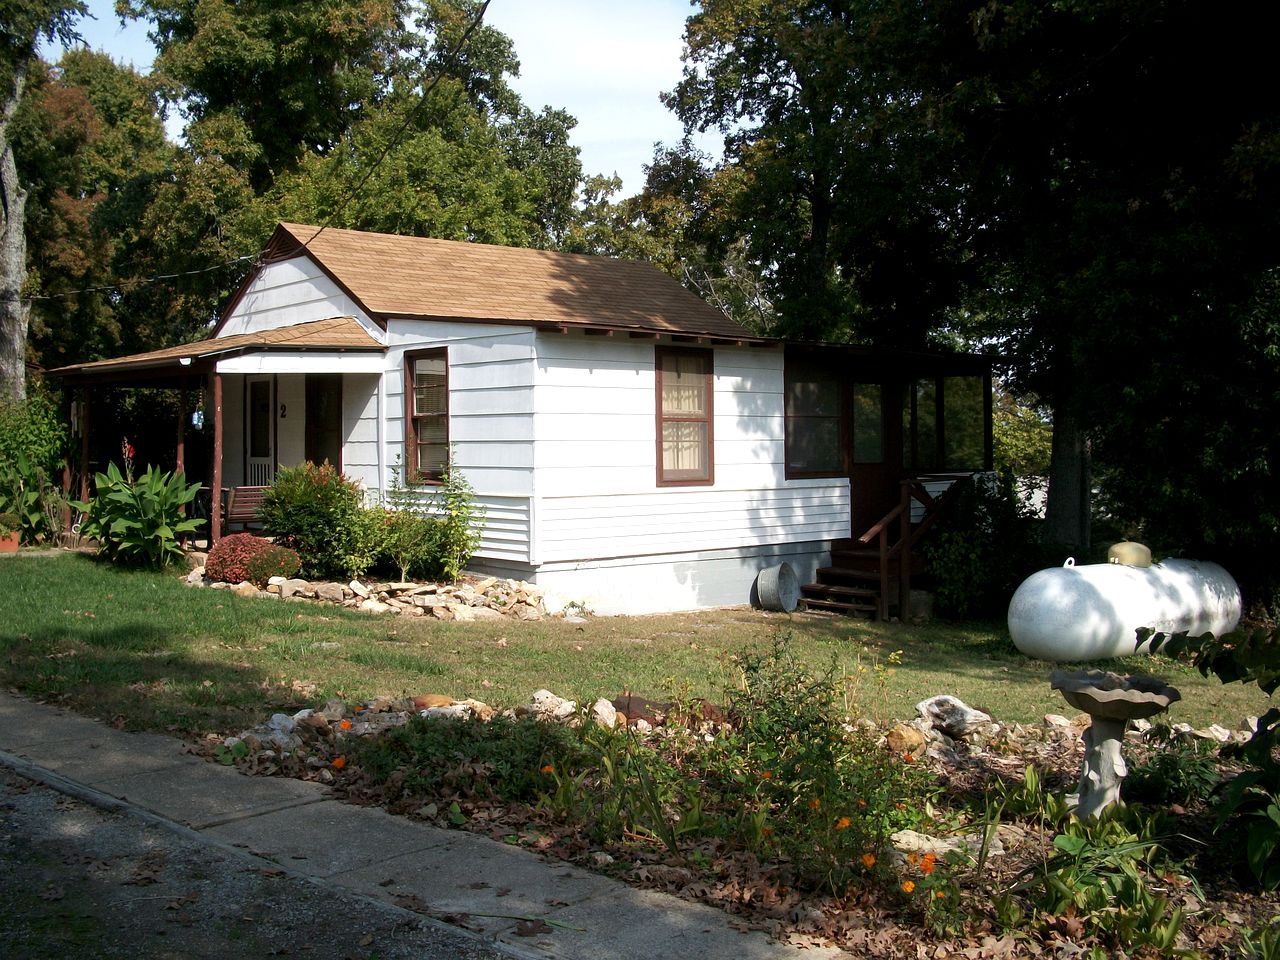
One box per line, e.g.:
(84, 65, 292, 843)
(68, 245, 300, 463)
(0, 691, 849, 960)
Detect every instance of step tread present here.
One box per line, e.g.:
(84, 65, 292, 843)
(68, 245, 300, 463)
(799, 598, 878, 615)
(801, 583, 879, 599)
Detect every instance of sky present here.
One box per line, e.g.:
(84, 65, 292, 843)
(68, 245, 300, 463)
(42, 0, 720, 197)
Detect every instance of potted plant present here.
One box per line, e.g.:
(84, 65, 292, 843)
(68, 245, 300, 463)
(0, 512, 19, 553)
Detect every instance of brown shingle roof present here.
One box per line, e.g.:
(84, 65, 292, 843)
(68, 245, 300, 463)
(269, 223, 765, 342)
(49, 316, 382, 377)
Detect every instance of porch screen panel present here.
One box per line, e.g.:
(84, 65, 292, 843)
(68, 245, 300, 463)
(851, 383, 884, 464)
(942, 376, 986, 470)
(904, 379, 938, 471)
(406, 350, 448, 481)
(785, 366, 842, 476)
(657, 348, 713, 484)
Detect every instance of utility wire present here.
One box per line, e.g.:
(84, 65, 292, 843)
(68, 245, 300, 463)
(5, 255, 258, 304)
(299, 0, 492, 250)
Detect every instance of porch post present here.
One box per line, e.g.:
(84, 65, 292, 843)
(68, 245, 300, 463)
(61, 389, 73, 534)
(211, 372, 223, 544)
(176, 388, 186, 474)
(79, 388, 90, 502)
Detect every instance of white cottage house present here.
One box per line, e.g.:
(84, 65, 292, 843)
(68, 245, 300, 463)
(52, 223, 992, 616)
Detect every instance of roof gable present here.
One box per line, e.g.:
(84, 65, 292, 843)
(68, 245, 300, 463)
(250, 223, 764, 342)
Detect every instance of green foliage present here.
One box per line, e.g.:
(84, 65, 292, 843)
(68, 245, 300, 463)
(380, 458, 443, 582)
(1011, 809, 1190, 953)
(923, 474, 1044, 619)
(74, 461, 203, 567)
(0, 390, 64, 473)
(0, 512, 17, 535)
(430, 462, 483, 582)
(259, 462, 382, 580)
(1124, 725, 1222, 807)
(351, 714, 585, 806)
(1142, 626, 1280, 889)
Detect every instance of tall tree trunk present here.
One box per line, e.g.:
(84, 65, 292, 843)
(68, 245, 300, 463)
(0, 57, 31, 402)
(1044, 400, 1092, 556)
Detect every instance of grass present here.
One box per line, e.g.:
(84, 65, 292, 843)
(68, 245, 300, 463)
(0, 552, 1270, 737)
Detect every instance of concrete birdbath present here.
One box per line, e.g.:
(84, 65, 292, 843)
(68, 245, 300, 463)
(1050, 669, 1181, 819)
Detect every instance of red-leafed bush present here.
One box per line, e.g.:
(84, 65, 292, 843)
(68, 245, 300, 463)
(205, 533, 300, 586)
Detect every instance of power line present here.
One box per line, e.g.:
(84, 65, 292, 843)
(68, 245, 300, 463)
(5, 255, 258, 304)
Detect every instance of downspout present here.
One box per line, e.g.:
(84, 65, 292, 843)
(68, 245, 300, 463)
(376, 368, 386, 502)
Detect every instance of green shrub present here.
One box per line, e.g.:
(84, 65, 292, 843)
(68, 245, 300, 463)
(431, 463, 483, 582)
(1143, 625, 1280, 888)
(259, 462, 384, 579)
(75, 462, 204, 567)
(379, 457, 482, 583)
(0, 387, 65, 475)
(924, 473, 1045, 619)
(206, 533, 301, 586)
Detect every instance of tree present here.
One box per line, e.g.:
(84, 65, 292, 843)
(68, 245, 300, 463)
(121, 0, 407, 189)
(15, 49, 172, 368)
(666, 0, 1280, 575)
(0, 0, 84, 400)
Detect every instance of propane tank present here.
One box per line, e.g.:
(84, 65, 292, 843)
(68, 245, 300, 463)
(1007, 558, 1242, 661)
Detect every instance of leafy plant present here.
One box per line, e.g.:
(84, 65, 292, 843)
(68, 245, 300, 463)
(428, 461, 484, 582)
(259, 462, 384, 579)
(0, 452, 53, 544)
(0, 388, 65, 475)
(1124, 725, 1222, 806)
(74, 462, 204, 567)
(206, 533, 301, 586)
(1142, 626, 1280, 888)
(0, 511, 18, 536)
(1011, 809, 1190, 953)
(381, 459, 442, 581)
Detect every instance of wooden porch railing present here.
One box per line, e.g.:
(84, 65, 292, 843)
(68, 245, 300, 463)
(856, 473, 969, 619)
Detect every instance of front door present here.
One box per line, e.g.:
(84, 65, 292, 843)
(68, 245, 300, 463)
(305, 374, 343, 469)
(848, 380, 902, 537)
(245, 376, 275, 485)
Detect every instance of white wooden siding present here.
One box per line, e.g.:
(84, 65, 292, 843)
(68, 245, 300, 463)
(219, 255, 380, 338)
(381, 319, 537, 562)
(342, 374, 380, 492)
(530, 334, 848, 566)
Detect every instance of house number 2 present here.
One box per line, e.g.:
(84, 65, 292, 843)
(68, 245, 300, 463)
(279, 404, 287, 419)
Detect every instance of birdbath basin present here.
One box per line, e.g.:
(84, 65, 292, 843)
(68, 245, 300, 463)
(1050, 669, 1181, 818)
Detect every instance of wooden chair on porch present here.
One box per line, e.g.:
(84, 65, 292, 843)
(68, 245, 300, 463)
(221, 485, 268, 536)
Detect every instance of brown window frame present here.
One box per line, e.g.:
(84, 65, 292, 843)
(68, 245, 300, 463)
(655, 346, 714, 487)
(404, 347, 449, 484)
(784, 361, 847, 479)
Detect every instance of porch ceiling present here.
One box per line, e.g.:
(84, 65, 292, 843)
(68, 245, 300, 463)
(47, 317, 385, 385)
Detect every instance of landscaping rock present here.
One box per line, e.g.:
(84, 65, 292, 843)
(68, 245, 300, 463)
(233, 581, 259, 598)
(516, 689, 577, 721)
(315, 582, 348, 603)
(279, 578, 310, 599)
(885, 723, 928, 758)
(591, 697, 619, 728)
(890, 828, 1005, 862)
(349, 580, 371, 599)
(185, 567, 206, 585)
(916, 695, 992, 738)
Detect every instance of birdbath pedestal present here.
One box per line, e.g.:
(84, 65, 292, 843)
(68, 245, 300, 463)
(1050, 670, 1181, 819)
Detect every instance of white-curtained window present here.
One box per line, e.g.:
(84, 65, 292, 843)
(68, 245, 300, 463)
(656, 347, 713, 485)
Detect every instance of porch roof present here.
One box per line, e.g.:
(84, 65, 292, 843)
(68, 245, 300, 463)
(48, 316, 384, 384)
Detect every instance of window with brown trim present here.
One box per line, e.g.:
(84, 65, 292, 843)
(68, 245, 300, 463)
(655, 347, 714, 485)
(404, 348, 448, 483)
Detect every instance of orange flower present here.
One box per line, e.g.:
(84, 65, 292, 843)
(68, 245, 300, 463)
(834, 816, 851, 831)
(902, 752, 914, 763)
(760, 770, 773, 780)
(339, 719, 352, 730)
(935, 890, 946, 899)
(906, 852, 920, 866)
(332, 756, 346, 770)
(856, 798, 867, 808)
(901, 880, 915, 894)
(541, 764, 555, 774)
(920, 852, 937, 876)
(895, 802, 906, 810)
(761, 826, 774, 837)
(861, 853, 876, 869)
(808, 798, 821, 810)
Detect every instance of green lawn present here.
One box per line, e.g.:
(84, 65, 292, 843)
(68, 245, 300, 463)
(0, 552, 1269, 737)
